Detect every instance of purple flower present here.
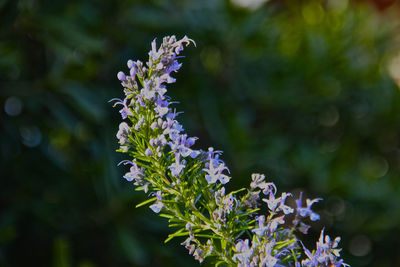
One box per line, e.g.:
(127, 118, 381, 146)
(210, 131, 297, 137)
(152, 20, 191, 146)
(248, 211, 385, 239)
(262, 191, 294, 215)
(189, 150, 200, 158)
(149, 191, 164, 213)
(165, 109, 183, 120)
(116, 122, 131, 145)
(167, 133, 199, 158)
(145, 147, 153, 156)
(203, 147, 230, 184)
(142, 79, 156, 100)
(134, 116, 144, 131)
(261, 182, 278, 196)
(118, 160, 144, 182)
(298, 222, 311, 234)
(160, 73, 176, 84)
(222, 194, 236, 214)
(130, 66, 137, 77)
(117, 71, 126, 81)
(169, 153, 185, 177)
(175, 44, 183, 55)
(301, 229, 348, 267)
(127, 59, 134, 69)
(153, 77, 168, 96)
(109, 98, 133, 119)
(203, 156, 230, 184)
(261, 241, 278, 267)
(296, 192, 322, 221)
(181, 237, 196, 255)
(214, 187, 225, 204)
(279, 192, 294, 214)
(135, 94, 146, 107)
(268, 215, 285, 232)
(165, 61, 182, 74)
(250, 173, 265, 189)
(150, 135, 167, 148)
(150, 202, 163, 213)
(252, 215, 268, 236)
(232, 239, 253, 264)
(185, 136, 198, 147)
(149, 38, 162, 60)
(154, 96, 170, 118)
(164, 119, 184, 141)
(206, 147, 222, 160)
(150, 121, 158, 130)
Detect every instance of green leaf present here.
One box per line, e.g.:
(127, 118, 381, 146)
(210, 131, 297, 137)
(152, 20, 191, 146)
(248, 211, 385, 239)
(164, 228, 187, 243)
(135, 197, 157, 208)
(159, 213, 174, 219)
(233, 209, 260, 219)
(215, 260, 228, 267)
(274, 239, 296, 250)
(229, 188, 246, 195)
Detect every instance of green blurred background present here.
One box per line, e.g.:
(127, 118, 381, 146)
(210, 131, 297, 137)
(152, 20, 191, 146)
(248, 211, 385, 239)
(1, 0, 400, 266)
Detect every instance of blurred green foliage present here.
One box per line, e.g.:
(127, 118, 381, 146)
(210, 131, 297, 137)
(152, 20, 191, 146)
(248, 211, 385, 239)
(1, 0, 400, 266)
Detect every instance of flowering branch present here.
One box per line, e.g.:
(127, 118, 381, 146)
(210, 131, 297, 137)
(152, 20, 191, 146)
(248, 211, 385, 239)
(111, 35, 348, 267)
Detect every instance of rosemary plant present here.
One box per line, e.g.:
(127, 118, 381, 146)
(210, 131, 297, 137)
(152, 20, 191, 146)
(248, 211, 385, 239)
(111, 36, 348, 267)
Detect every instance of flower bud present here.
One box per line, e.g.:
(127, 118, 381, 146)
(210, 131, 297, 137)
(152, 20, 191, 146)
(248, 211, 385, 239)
(130, 66, 137, 77)
(145, 147, 153, 156)
(117, 71, 126, 81)
(127, 59, 134, 68)
(151, 122, 158, 130)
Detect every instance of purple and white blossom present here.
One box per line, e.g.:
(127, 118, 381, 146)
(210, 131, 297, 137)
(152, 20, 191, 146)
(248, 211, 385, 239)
(251, 215, 269, 236)
(168, 133, 199, 159)
(154, 96, 170, 117)
(134, 116, 145, 131)
(203, 151, 230, 184)
(268, 214, 285, 232)
(116, 122, 130, 145)
(145, 147, 153, 156)
(130, 66, 137, 77)
(150, 190, 164, 213)
(141, 79, 156, 100)
(169, 153, 185, 177)
(109, 98, 133, 119)
(301, 229, 349, 267)
(150, 134, 167, 148)
(222, 194, 236, 214)
(260, 241, 279, 267)
(232, 239, 253, 265)
(263, 191, 294, 215)
(127, 59, 134, 69)
(118, 160, 141, 181)
(296, 192, 322, 221)
(203, 160, 230, 184)
(118, 160, 149, 192)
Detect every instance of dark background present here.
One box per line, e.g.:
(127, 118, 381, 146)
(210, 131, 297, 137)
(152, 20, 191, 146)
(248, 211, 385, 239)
(1, 0, 400, 266)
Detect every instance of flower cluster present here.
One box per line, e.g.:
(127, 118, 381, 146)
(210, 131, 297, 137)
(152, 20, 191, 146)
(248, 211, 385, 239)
(111, 35, 348, 266)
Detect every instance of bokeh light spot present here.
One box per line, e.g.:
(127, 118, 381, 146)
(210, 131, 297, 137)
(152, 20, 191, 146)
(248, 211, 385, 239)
(326, 196, 345, 217)
(302, 2, 325, 25)
(388, 52, 400, 88)
(349, 235, 372, 257)
(278, 32, 302, 57)
(327, 0, 349, 13)
(361, 156, 389, 179)
(231, 0, 269, 10)
(20, 126, 42, 147)
(318, 106, 339, 127)
(4, 97, 23, 116)
(200, 47, 222, 74)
